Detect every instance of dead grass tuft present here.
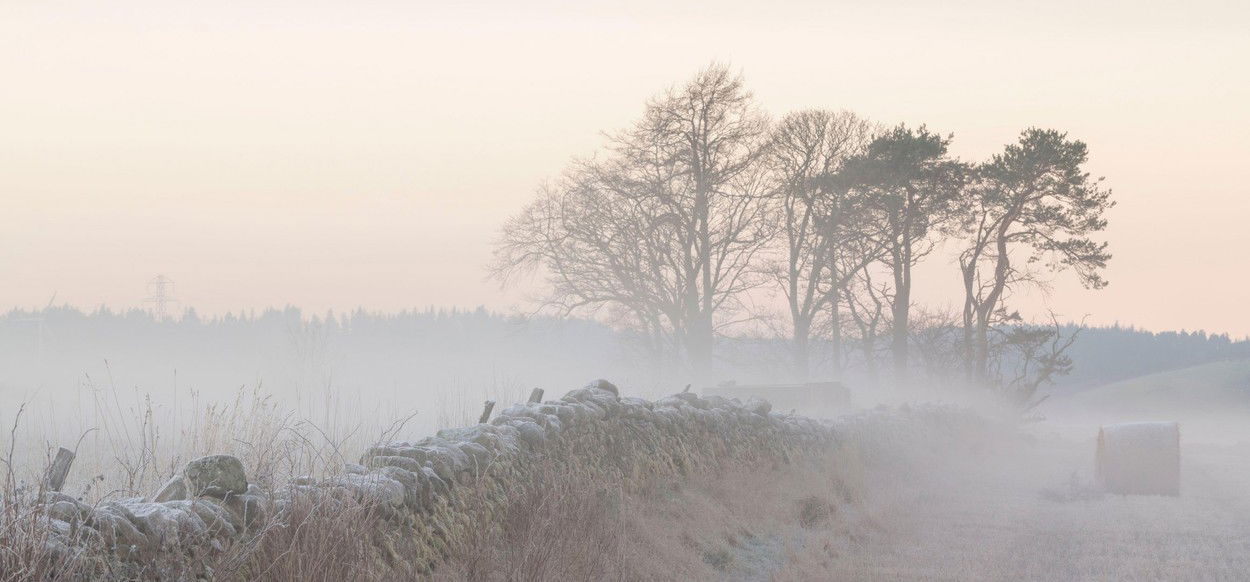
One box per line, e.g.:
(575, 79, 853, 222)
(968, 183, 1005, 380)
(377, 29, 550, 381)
(701, 547, 732, 571)
(796, 495, 834, 529)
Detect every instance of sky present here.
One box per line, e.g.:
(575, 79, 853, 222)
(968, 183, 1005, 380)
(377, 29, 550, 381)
(2, 0, 1248, 335)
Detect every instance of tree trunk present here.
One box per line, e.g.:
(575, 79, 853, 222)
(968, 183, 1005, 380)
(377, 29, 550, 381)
(691, 152, 715, 386)
(974, 319, 990, 387)
(892, 261, 911, 387)
(793, 320, 811, 381)
(961, 261, 978, 384)
(689, 319, 714, 385)
(864, 333, 879, 388)
(891, 297, 909, 386)
(829, 297, 843, 381)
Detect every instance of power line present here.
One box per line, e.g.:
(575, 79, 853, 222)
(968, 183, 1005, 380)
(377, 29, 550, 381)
(144, 274, 178, 321)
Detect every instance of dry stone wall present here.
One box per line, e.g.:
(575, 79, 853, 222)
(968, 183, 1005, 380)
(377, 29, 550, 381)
(32, 380, 836, 578)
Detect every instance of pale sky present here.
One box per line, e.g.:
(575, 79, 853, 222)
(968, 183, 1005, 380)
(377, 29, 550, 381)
(2, 0, 1247, 335)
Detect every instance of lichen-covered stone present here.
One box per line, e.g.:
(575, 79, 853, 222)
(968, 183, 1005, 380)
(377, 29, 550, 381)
(183, 455, 248, 498)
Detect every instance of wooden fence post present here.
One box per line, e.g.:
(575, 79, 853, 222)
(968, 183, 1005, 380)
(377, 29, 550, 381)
(44, 447, 75, 492)
(479, 400, 496, 424)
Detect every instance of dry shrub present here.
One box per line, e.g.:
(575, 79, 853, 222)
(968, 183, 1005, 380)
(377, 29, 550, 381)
(0, 403, 412, 582)
(438, 464, 631, 582)
(6, 385, 424, 505)
(0, 505, 92, 582)
(1, 408, 92, 582)
(214, 491, 401, 582)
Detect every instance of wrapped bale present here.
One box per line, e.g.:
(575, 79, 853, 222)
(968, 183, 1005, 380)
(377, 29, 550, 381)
(1096, 421, 1180, 496)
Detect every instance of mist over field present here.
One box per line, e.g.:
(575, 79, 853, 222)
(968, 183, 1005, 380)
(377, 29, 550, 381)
(3, 1, 1250, 580)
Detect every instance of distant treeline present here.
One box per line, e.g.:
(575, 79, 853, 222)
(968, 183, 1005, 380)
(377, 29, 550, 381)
(0, 305, 633, 406)
(1, 306, 1243, 400)
(1057, 324, 1250, 391)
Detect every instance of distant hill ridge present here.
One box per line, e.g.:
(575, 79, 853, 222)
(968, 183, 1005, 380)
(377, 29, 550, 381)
(1, 306, 1246, 395)
(1055, 324, 1250, 391)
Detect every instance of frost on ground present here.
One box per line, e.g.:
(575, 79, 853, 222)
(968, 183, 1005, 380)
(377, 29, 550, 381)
(769, 424, 1250, 581)
(5, 390, 1248, 581)
(552, 407, 1250, 582)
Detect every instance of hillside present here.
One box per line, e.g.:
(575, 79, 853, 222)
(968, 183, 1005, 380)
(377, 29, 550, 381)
(1056, 359, 1250, 414)
(1046, 358, 1250, 442)
(1053, 326, 1250, 392)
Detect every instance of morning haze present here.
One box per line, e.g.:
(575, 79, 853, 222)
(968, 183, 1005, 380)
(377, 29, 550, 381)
(3, 0, 1247, 335)
(2, 2, 1250, 580)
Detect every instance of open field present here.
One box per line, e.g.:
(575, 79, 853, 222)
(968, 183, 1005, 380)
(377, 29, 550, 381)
(3, 362, 1248, 581)
(786, 431, 1250, 580)
(577, 411, 1250, 581)
(783, 365, 1250, 580)
(433, 399, 1250, 581)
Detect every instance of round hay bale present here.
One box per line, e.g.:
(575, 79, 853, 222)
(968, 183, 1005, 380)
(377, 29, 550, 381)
(1096, 421, 1180, 496)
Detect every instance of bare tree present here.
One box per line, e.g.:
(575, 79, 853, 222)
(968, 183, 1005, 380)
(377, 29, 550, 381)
(908, 307, 964, 391)
(986, 313, 1082, 412)
(765, 110, 875, 379)
(959, 128, 1113, 386)
(494, 65, 773, 382)
(492, 171, 677, 362)
(842, 264, 890, 387)
(840, 125, 966, 385)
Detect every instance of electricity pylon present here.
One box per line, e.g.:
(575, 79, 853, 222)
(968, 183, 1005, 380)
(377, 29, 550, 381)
(145, 274, 177, 321)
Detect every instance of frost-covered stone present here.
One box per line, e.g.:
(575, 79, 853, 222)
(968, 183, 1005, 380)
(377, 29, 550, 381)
(152, 475, 189, 502)
(88, 508, 147, 556)
(456, 441, 493, 469)
(184, 499, 239, 539)
(585, 378, 619, 397)
(672, 391, 709, 409)
(506, 418, 547, 449)
(420, 466, 449, 496)
(704, 395, 735, 409)
(378, 466, 425, 511)
(125, 502, 203, 551)
(183, 455, 248, 498)
(222, 492, 267, 531)
(368, 455, 425, 473)
(740, 397, 770, 417)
